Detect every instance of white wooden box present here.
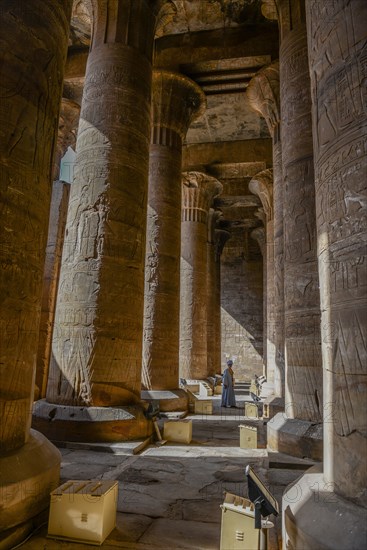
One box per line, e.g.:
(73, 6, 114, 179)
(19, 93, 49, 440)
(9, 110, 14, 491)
(48, 480, 118, 545)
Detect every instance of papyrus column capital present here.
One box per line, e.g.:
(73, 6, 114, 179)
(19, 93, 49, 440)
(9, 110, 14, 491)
(247, 61, 280, 136)
(151, 70, 206, 146)
(90, 0, 172, 54)
(182, 172, 222, 223)
(249, 168, 274, 221)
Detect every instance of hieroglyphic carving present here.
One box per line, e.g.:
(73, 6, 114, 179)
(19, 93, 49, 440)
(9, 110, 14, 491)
(278, 13, 322, 422)
(0, 0, 72, 451)
(143, 71, 206, 391)
(307, 0, 367, 502)
(180, 172, 222, 380)
(48, 9, 159, 407)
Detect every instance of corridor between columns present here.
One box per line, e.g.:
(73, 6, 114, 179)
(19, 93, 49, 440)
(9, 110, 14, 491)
(0, 1, 366, 548)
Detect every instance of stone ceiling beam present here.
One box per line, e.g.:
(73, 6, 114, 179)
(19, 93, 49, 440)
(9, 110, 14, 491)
(154, 24, 279, 70)
(182, 138, 273, 171)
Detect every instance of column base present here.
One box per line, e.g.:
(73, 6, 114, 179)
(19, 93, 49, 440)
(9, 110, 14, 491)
(32, 400, 153, 442)
(0, 429, 60, 534)
(283, 464, 367, 550)
(267, 412, 323, 461)
(141, 389, 188, 413)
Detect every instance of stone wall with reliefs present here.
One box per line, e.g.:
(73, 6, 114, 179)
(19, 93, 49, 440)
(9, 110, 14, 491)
(221, 229, 264, 381)
(306, 0, 367, 506)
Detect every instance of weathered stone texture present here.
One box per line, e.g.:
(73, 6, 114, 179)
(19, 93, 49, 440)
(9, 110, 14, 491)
(53, 98, 80, 180)
(143, 71, 205, 390)
(307, 0, 367, 506)
(0, 0, 72, 540)
(36, 181, 70, 398)
(221, 230, 264, 380)
(47, 0, 160, 407)
(206, 210, 224, 377)
(180, 172, 222, 380)
(247, 61, 285, 396)
(249, 169, 275, 383)
(278, 1, 323, 422)
(0, 0, 72, 452)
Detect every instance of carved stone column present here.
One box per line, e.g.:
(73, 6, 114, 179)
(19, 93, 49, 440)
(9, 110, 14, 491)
(142, 70, 205, 409)
(266, 0, 323, 461)
(34, 0, 167, 442)
(282, 2, 367, 548)
(0, 0, 72, 541)
(180, 172, 222, 380)
(211, 228, 231, 376)
(206, 210, 224, 377)
(36, 101, 80, 399)
(249, 170, 275, 385)
(247, 61, 285, 398)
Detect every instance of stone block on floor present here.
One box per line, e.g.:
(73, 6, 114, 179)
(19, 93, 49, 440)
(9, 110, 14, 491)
(163, 420, 193, 444)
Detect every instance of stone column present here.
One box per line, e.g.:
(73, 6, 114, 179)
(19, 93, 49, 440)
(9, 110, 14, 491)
(206, 210, 223, 377)
(211, 228, 231, 376)
(282, 2, 367, 548)
(0, 0, 72, 540)
(266, 0, 323, 460)
(36, 101, 80, 399)
(34, 0, 167, 442)
(180, 172, 222, 380)
(247, 61, 285, 398)
(249, 170, 275, 385)
(142, 70, 205, 408)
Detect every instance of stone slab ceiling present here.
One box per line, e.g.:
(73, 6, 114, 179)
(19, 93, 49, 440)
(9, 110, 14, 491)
(67, 0, 275, 229)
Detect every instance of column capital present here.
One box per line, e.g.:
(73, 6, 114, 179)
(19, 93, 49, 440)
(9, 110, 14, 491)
(251, 227, 266, 256)
(90, 0, 172, 54)
(151, 70, 206, 145)
(182, 172, 222, 223)
(249, 169, 274, 221)
(261, 0, 278, 20)
(247, 61, 280, 136)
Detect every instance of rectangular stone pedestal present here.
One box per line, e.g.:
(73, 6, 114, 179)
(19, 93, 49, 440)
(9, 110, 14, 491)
(163, 420, 192, 444)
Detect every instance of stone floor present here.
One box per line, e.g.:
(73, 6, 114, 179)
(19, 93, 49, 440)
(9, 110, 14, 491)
(14, 391, 315, 550)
